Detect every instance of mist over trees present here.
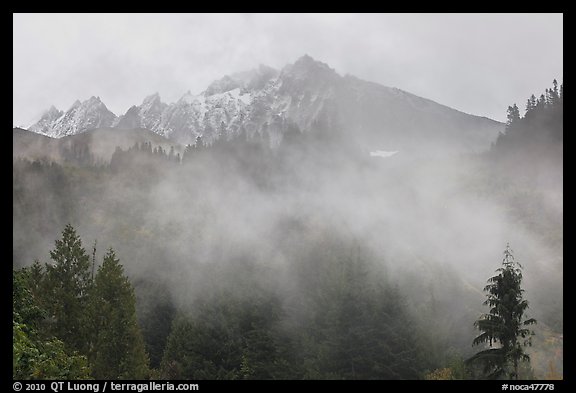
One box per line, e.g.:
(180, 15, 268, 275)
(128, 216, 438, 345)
(13, 226, 149, 379)
(13, 81, 562, 380)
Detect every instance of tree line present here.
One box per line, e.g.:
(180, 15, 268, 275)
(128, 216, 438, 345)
(14, 224, 540, 380)
(13, 224, 149, 379)
(492, 79, 563, 156)
(14, 225, 431, 380)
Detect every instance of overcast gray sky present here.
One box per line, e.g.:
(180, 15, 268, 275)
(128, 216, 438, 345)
(13, 13, 563, 127)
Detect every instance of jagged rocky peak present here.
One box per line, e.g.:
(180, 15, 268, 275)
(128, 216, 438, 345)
(114, 93, 167, 130)
(28, 105, 64, 135)
(176, 90, 200, 105)
(204, 64, 279, 96)
(114, 105, 141, 129)
(236, 64, 279, 91)
(141, 92, 167, 112)
(205, 75, 241, 96)
(64, 96, 107, 115)
(26, 54, 504, 151)
(295, 53, 324, 66)
(32, 96, 118, 138)
(45, 105, 63, 117)
(79, 96, 114, 115)
(38, 105, 63, 123)
(143, 92, 162, 105)
(278, 54, 340, 94)
(283, 54, 338, 78)
(74, 96, 100, 109)
(126, 105, 140, 114)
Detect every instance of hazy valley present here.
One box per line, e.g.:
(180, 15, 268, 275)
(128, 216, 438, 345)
(13, 55, 562, 380)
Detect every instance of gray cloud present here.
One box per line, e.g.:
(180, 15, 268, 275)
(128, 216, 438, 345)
(13, 13, 563, 127)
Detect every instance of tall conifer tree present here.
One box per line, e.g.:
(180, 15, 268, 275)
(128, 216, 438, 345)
(89, 248, 149, 379)
(468, 245, 536, 379)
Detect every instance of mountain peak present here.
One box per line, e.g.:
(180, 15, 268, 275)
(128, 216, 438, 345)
(30, 96, 117, 138)
(204, 64, 279, 97)
(293, 54, 333, 71)
(28, 105, 64, 135)
(295, 53, 315, 63)
(257, 63, 277, 74)
(179, 90, 197, 103)
(204, 75, 240, 96)
(45, 105, 62, 117)
(143, 92, 162, 104)
(26, 55, 504, 150)
(86, 96, 107, 107)
(283, 54, 338, 80)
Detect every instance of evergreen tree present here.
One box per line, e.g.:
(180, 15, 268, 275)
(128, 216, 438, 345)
(89, 248, 149, 379)
(525, 95, 536, 116)
(468, 244, 536, 379)
(552, 79, 559, 105)
(135, 280, 176, 369)
(536, 94, 546, 110)
(13, 268, 91, 380)
(506, 104, 521, 129)
(27, 260, 45, 306)
(545, 88, 552, 106)
(43, 224, 92, 354)
(160, 291, 288, 380)
(299, 242, 424, 379)
(492, 79, 564, 157)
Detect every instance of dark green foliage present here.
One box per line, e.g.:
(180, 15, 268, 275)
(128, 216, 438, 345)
(135, 279, 176, 369)
(13, 269, 91, 380)
(89, 248, 150, 379)
(468, 245, 536, 379)
(304, 282, 423, 379)
(43, 224, 93, 354)
(13, 321, 92, 380)
(13, 324, 92, 380)
(13, 268, 45, 334)
(290, 237, 428, 379)
(160, 291, 289, 380)
(13, 225, 150, 380)
(424, 355, 471, 380)
(158, 229, 431, 380)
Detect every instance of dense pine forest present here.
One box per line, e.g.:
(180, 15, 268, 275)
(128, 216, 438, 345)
(13, 81, 563, 380)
